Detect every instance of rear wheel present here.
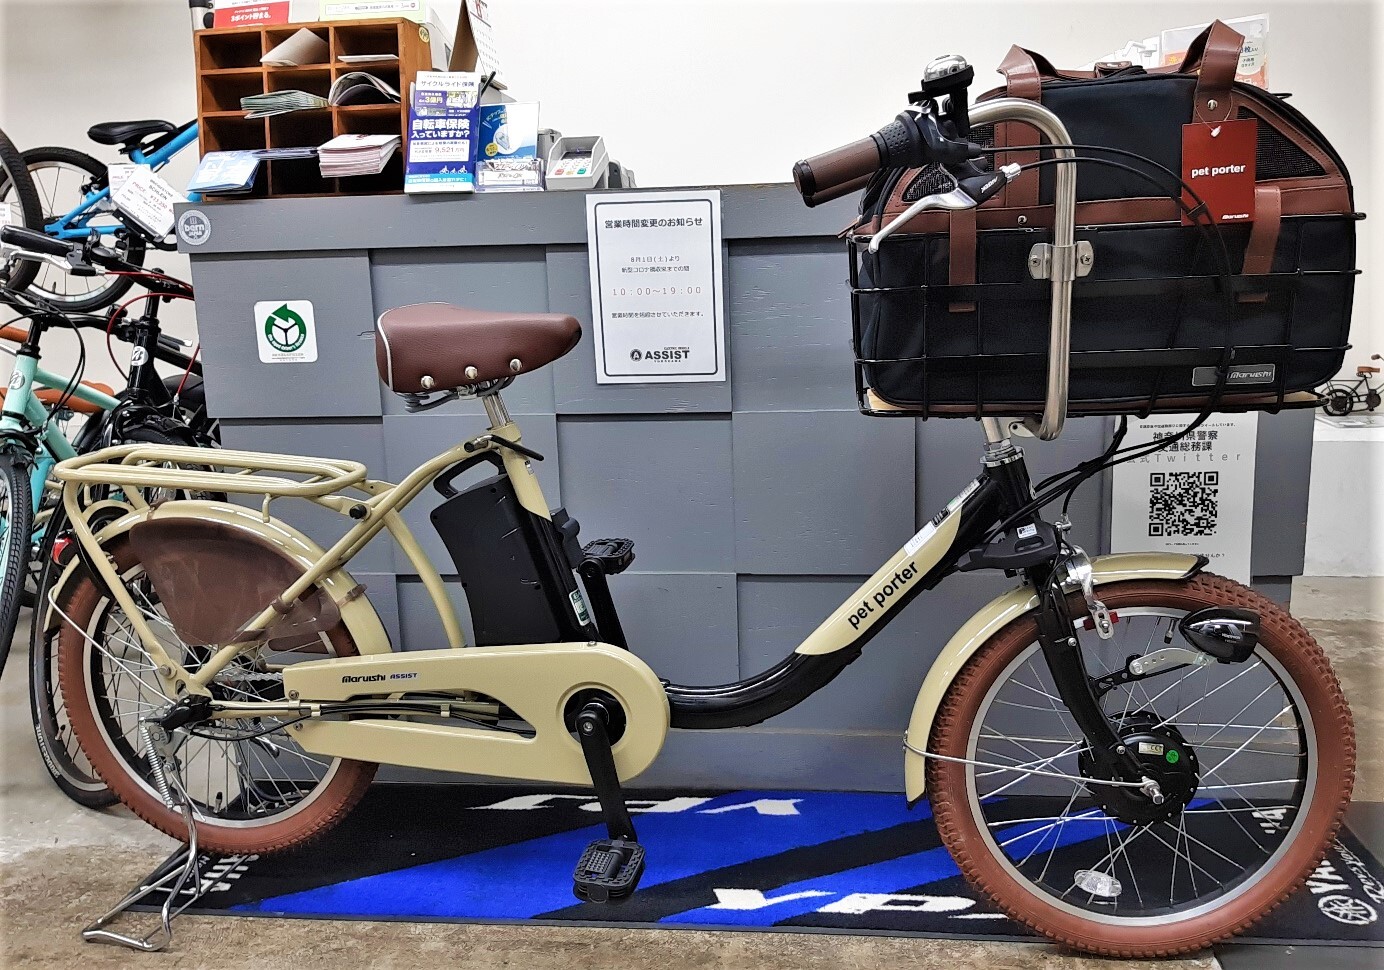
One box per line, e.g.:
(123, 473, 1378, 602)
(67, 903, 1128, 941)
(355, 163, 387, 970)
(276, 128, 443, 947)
(0, 453, 33, 679)
(926, 574, 1355, 957)
(18, 147, 145, 312)
(1323, 387, 1355, 416)
(57, 536, 376, 852)
(0, 126, 44, 291)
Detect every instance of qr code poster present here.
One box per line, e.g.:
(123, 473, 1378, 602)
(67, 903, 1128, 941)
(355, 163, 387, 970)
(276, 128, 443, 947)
(1110, 414, 1259, 582)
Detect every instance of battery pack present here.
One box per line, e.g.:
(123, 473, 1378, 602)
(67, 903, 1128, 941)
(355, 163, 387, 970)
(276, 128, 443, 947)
(430, 473, 588, 646)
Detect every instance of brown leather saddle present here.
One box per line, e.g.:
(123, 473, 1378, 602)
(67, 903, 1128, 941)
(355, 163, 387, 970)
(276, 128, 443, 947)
(376, 303, 581, 394)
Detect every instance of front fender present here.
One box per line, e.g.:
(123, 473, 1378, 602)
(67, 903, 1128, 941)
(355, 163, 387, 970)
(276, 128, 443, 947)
(42, 500, 392, 656)
(903, 552, 1204, 803)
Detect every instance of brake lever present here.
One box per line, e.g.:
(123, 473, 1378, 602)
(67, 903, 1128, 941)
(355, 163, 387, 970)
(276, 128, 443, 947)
(868, 161, 1021, 254)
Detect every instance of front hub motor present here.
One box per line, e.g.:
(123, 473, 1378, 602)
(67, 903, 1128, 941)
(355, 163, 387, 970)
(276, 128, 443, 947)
(1078, 712, 1199, 825)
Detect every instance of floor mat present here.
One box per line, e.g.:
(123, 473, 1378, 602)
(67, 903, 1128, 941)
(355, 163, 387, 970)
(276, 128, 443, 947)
(153, 785, 1384, 945)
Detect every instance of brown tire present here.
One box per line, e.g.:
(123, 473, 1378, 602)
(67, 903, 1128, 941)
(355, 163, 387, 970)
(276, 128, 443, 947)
(927, 574, 1355, 958)
(57, 538, 377, 856)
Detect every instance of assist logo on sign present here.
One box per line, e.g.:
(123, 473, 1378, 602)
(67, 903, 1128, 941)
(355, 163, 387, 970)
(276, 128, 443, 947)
(253, 300, 318, 363)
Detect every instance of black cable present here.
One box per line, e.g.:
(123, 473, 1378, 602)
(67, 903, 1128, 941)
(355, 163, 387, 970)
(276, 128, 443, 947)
(1012, 154, 1236, 286)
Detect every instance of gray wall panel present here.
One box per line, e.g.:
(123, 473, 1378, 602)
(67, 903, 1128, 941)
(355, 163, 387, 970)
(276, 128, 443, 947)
(194, 252, 381, 419)
(727, 240, 856, 412)
(397, 577, 472, 651)
(218, 418, 395, 573)
(355, 572, 401, 650)
(557, 416, 734, 572)
(380, 412, 561, 573)
(1252, 409, 1314, 576)
(546, 247, 732, 414)
(614, 573, 739, 687)
(369, 247, 557, 416)
(733, 411, 916, 574)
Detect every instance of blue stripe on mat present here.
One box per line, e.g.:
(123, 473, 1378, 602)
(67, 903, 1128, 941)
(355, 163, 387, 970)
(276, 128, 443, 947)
(661, 810, 1126, 926)
(237, 790, 931, 919)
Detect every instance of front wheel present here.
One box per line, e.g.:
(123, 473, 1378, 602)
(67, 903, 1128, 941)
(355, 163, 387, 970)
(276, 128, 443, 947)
(926, 573, 1354, 957)
(0, 453, 33, 679)
(18, 147, 146, 312)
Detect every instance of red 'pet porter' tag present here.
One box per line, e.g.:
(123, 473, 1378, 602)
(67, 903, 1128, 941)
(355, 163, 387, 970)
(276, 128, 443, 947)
(1181, 118, 1257, 225)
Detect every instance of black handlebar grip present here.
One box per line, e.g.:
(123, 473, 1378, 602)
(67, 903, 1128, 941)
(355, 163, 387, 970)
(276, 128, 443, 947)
(794, 136, 883, 205)
(0, 225, 70, 258)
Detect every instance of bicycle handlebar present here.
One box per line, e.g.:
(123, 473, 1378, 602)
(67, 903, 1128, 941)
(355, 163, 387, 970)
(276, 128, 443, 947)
(793, 107, 985, 207)
(1, 225, 70, 259)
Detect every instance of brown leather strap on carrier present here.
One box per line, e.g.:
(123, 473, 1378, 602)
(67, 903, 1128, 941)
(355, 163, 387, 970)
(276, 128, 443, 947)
(948, 208, 978, 312)
(1239, 185, 1283, 304)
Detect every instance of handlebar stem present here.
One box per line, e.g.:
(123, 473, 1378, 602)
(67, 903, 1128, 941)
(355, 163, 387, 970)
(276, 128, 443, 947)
(966, 98, 1076, 441)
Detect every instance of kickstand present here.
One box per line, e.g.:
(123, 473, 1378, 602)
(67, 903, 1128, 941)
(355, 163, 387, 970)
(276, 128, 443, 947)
(82, 724, 205, 952)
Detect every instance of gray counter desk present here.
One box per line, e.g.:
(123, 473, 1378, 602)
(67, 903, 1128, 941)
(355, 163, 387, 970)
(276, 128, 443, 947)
(175, 185, 1314, 792)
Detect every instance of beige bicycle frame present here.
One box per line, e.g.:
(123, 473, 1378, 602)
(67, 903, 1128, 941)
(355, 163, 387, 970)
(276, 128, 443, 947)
(56, 409, 547, 697)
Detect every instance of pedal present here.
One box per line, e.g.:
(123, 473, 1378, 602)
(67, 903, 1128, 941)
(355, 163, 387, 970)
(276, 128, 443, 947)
(573, 838, 646, 903)
(581, 538, 635, 575)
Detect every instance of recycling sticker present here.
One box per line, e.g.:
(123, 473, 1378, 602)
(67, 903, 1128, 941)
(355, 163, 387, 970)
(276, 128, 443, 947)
(254, 300, 318, 363)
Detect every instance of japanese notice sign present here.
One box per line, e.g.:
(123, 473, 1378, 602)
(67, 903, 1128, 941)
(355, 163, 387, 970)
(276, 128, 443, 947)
(585, 191, 727, 384)
(1110, 413, 1258, 582)
(214, 0, 290, 28)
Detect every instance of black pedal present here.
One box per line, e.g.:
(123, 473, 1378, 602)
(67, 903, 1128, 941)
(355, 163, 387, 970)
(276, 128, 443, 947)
(573, 838, 646, 903)
(582, 538, 635, 575)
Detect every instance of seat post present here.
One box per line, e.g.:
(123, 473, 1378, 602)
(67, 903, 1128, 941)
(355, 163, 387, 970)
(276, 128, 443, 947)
(482, 390, 511, 431)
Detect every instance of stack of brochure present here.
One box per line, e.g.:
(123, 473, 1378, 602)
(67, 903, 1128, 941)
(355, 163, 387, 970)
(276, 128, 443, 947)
(241, 90, 329, 118)
(328, 72, 400, 106)
(318, 134, 401, 177)
(187, 147, 322, 195)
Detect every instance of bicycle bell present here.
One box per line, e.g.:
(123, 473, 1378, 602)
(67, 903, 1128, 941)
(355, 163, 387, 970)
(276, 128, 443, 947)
(912, 54, 975, 135)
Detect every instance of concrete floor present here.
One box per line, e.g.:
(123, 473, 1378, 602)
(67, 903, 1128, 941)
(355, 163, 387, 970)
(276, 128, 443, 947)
(1, 579, 1379, 970)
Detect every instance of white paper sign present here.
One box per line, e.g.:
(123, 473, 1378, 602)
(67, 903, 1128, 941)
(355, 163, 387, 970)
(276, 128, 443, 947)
(254, 300, 318, 364)
(111, 165, 187, 238)
(585, 190, 726, 384)
(1111, 413, 1258, 581)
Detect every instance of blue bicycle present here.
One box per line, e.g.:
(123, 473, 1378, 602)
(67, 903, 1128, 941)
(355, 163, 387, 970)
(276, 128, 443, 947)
(16, 119, 199, 312)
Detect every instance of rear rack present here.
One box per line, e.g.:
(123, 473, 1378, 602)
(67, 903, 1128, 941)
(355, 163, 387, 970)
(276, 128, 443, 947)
(54, 442, 367, 498)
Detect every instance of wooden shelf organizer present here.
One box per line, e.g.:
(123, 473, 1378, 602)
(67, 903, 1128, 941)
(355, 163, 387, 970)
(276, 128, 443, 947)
(195, 18, 430, 198)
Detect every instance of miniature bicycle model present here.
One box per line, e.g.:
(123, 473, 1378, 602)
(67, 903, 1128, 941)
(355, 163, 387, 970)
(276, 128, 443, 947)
(1321, 354, 1382, 415)
(51, 92, 1352, 959)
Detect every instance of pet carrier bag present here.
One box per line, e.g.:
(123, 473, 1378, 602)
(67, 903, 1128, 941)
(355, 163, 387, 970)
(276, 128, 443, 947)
(850, 20, 1359, 416)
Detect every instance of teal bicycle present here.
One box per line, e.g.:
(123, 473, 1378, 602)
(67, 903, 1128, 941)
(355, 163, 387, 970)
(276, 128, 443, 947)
(1, 224, 214, 806)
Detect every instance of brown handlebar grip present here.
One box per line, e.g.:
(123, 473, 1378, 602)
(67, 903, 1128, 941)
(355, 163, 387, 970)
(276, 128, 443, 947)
(802, 173, 874, 208)
(794, 136, 882, 204)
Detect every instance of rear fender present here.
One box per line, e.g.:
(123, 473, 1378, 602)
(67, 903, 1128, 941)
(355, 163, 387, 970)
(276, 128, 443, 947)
(903, 552, 1205, 802)
(42, 500, 391, 655)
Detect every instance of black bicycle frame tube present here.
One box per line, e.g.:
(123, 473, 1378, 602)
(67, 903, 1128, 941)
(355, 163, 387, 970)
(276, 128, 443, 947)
(665, 474, 1005, 730)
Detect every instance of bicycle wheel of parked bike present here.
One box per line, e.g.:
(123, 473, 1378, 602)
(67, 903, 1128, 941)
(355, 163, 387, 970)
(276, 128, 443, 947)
(0, 126, 43, 292)
(57, 535, 376, 851)
(32, 423, 221, 806)
(926, 573, 1354, 958)
(19, 147, 145, 312)
(28, 502, 121, 806)
(0, 453, 34, 678)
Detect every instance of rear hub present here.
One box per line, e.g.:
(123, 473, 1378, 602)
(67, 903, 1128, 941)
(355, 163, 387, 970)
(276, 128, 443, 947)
(1079, 712, 1199, 825)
